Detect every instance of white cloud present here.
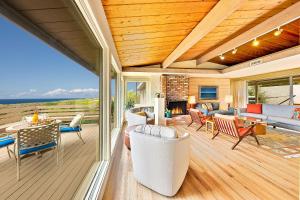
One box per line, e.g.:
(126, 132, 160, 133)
(43, 88, 98, 97)
(69, 88, 98, 93)
(43, 88, 67, 96)
(13, 89, 37, 98)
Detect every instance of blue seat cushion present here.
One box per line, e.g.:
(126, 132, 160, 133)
(0, 136, 15, 148)
(19, 142, 56, 155)
(60, 126, 81, 133)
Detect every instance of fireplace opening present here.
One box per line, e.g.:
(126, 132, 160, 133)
(167, 100, 187, 115)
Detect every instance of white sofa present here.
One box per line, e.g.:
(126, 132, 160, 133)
(130, 125, 190, 196)
(125, 106, 155, 127)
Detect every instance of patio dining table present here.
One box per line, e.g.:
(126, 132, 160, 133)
(6, 119, 62, 134)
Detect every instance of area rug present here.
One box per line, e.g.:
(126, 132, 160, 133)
(244, 127, 300, 159)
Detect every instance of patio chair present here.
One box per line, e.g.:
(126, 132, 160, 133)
(59, 113, 85, 144)
(213, 114, 260, 150)
(16, 122, 60, 180)
(0, 133, 15, 158)
(187, 109, 209, 131)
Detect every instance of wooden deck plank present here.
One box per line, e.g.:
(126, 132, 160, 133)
(103, 124, 299, 200)
(0, 124, 98, 200)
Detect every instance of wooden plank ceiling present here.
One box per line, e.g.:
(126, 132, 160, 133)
(2, 0, 99, 73)
(102, 0, 218, 67)
(210, 19, 300, 66)
(103, 0, 300, 68)
(178, 0, 299, 61)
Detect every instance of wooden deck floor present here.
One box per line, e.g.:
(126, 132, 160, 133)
(103, 124, 299, 200)
(0, 124, 98, 200)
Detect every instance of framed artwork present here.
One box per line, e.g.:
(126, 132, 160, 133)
(198, 86, 218, 100)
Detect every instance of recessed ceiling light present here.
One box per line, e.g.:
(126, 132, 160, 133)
(232, 48, 237, 54)
(274, 27, 283, 36)
(219, 54, 225, 60)
(252, 38, 260, 47)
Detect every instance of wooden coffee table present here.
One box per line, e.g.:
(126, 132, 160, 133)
(238, 117, 267, 135)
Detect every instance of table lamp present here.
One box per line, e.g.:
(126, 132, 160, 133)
(188, 96, 196, 109)
(224, 95, 233, 110)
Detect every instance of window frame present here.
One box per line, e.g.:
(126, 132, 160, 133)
(247, 75, 299, 105)
(124, 78, 151, 106)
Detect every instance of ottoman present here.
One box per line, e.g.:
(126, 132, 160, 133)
(124, 125, 137, 150)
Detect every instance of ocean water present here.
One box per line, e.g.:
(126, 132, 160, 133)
(0, 98, 75, 105)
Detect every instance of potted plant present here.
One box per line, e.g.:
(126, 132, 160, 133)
(165, 108, 172, 118)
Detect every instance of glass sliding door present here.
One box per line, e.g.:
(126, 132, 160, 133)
(256, 78, 290, 105)
(293, 76, 300, 105)
(247, 82, 257, 104)
(247, 76, 300, 105)
(110, 66, 117, 131)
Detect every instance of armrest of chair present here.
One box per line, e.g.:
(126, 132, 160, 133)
(197, 108, 208, 116)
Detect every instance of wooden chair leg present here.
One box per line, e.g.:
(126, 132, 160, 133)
(56, 147, 59, 165)
(77, 132, 85, 144)
(187, 121, 193, 127)
(252, 134, 260, 145)
(196, 124, 204, 131)
(232, 137, 244, 150)
(17, 157, 20, 181)
(6, 146, 11, 158)
(212, 131, 220, 139)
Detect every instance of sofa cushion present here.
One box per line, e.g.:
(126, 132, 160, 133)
(0, 136, 14, 148)
(20, 142, 56, 155)
(211, 103, 219, 110)
(268, 116, 300, 126)
(60, 126, 81, 132)
(293, 108, 300, 120)
(262, 104, 296, 118)
(247, 104, 262, 114)
(205, 103, 213, 111)
(239, 112, 267, 120)
(134, 125, 177, 139)
(70, 114, 83, 128)
(201, 103, 208, 110)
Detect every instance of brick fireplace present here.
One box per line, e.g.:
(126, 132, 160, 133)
(161, 75, 189, 115)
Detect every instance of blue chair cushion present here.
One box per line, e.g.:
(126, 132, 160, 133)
(59, 126, 81, 133)
(19, 142, 56, 155)
(0, 136, 15, 148)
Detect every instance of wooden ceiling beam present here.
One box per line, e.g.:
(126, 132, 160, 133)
(198, 1, 300, 64)
(222, 45, 300, 74)
(122, 66, 221, 75)
(162, 0, 245, 68)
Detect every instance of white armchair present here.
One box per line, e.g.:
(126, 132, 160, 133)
(130, 126, 190, 196)
(125, 111, 147, 127)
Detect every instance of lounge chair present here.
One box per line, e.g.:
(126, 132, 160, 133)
(188, 109, 209, 131)
(16, 122, 60, 180)
(59, 113, 85, 144)
(213, 114, 260, 150)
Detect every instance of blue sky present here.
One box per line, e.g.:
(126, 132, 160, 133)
(0, 16, 99, 99)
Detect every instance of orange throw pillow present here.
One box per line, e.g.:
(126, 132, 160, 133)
(247, 104, 262, 114)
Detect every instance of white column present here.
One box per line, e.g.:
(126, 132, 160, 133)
(154, 97, 165, 125)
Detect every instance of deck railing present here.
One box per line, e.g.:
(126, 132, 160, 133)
(0, 103, 99, 128)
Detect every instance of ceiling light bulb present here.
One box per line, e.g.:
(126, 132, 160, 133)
(252, 38, 259, 47)
(219, 54, 225, 60)
(274, 27, 283, 36)
(232, 48, 237, 54)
